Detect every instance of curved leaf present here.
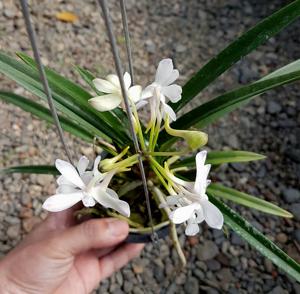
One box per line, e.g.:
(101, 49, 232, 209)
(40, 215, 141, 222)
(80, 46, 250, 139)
(208, 183, 292, 218)
(172, 1, 300, 112)
(260, 58, 300, 81)
(0, 91, 93, 142)
(0, 51, 114, 142)
(173, 150, 265, 168)
(16, 52, 130, 144)
(208, 195, 300, 282)
(1, 165, 58, 175)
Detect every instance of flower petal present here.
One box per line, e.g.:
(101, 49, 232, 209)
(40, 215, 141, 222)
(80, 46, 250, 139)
(55, 159, 85, 189)
(42, 192, 83, 212)
(82, 195, 96, 207)
(77, 156, 89, 175)
(106, 74, 120, 88)
(201, 199, 224, 229)
(128, 85, 142, 103)
(194, 151, 211, 195)
(89, 94, 122, 111)
(81, 171, 93, 186)
(195, 208, 205, 223)
(161, 84, 182, 103)
(164, 69, 179, 86)
(93, 78, 117, 93)
(169, 203, 199, 224)
(166, 195, 181, 206)
(56, 184, 78, 194)
(155, 59, 173, 86)
(135, 100, 148, 110)
(56, 175, 73, 186)
(185, 218, 200, 236)
(162, 102, 176, 121)
(123, 72, 131, 89)
(91, 186, 130, 217)
(93, 155, 102, 178)
(141, 84, 154, 99)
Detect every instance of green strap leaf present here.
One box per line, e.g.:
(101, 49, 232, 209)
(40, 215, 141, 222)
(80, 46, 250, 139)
(260, 58, 300, 81)
(75, 65, 101, 93)
(1, 165, 58, 175)
(0, 51, 115, 143)
(160, 68, 300, 148)
(16, 52, 130, 144)
(173, 150, 265, 168)
(0, 91, 93, 142)
(208, 195, 300, 282)
(172, 1, 300, 112)
(208, 183, 292, 218)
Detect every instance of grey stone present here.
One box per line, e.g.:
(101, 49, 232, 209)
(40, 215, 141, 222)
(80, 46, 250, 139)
(206, 259, 221, 271)
(293, 283, 300, 294)
(154, 267, 164, 283)
(166, 283, 177, 294)
(268, 286, 289, 294)
(294, 229, 300, 243)
(231, 232, 245, 246)
(132, 286, 144, 294)
(217, 268, 232, 283)
(123, 281, 133, 293)
(196, 241, 219, 261)
(145, 40, 156, 53)
(193, 269, 204, 280)
(267, 101, 282, 114)
(7, 224, 21, 239)
(290, 203, 300, 221)
(183, 277, 199, 294)
(115, 272, 123, 285)
(282, 188, 300, 203)
(231, 163, 245, 172)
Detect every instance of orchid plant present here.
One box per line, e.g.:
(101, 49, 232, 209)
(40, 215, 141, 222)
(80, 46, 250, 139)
(1, 2, 300, 281)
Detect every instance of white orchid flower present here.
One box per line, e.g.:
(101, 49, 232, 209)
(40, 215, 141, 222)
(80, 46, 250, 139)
(141, 58, 182, 122)
(42, 156, 130, 217)
(165, 150, 223, 235)
(89, 72, 142, 112)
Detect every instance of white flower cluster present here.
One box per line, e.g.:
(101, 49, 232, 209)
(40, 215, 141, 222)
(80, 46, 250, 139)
(42, 59, 223, 235)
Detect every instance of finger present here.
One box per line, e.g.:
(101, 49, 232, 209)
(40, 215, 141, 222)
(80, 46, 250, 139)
(46, 202, 82, 229)
(98, 243, 144, 280)
(92, 245, 116, 258)
(51, 218, 129, 256)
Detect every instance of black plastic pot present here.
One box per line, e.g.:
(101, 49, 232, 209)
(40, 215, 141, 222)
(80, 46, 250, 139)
(125, 224, 170, 243)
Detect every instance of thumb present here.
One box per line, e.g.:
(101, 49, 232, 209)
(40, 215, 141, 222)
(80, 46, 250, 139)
(50, 218, 129, 256)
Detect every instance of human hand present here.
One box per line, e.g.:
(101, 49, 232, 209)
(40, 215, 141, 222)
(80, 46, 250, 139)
(0, 208, 143, 294)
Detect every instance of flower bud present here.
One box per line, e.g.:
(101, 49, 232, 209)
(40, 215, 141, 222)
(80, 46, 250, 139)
(164, 116, 208, 150)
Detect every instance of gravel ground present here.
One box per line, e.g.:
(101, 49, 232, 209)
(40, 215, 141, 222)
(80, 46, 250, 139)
(1, 0, 300, 293)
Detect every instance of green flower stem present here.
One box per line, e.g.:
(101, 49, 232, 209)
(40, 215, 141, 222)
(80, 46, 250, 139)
(148, 118, 156, 151)
(106, 211, 143, 228)
(149, 157, 170, 180)
(151, 116, 162, 151)
(132, 104, 146, 151)
(151, 185, 186, 266)
(151, 163, 171, 193)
